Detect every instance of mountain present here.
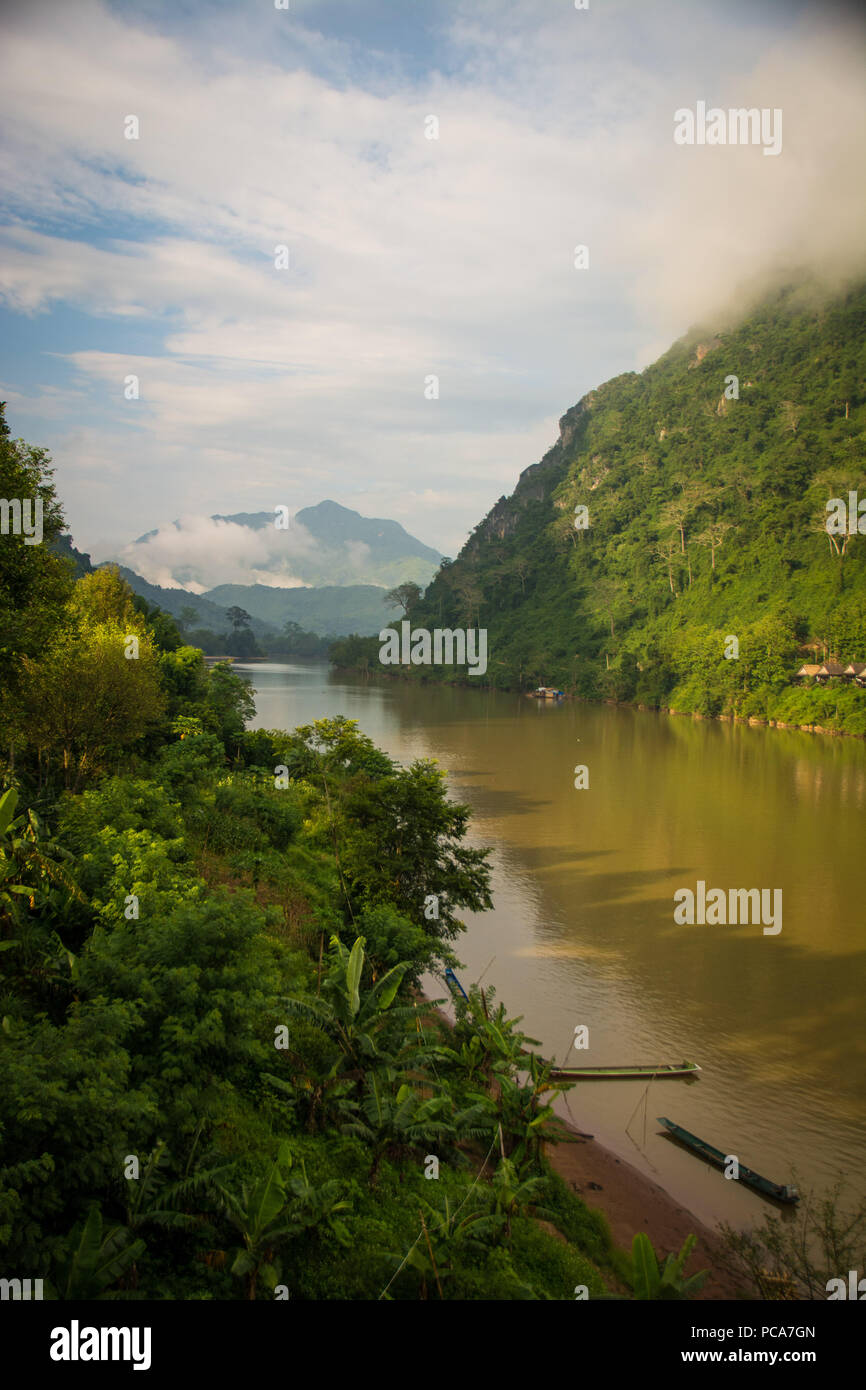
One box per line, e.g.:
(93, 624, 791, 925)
(51, 533, 94, 578)
(97, 564, 397, 642)
(360, 277, 866, 734)
(99, 566, 277, 640)
(125, 500, 442, 590)
(218, 500, 441, 562)
(201, 582, 396, 636)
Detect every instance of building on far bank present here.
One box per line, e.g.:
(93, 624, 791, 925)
(795, 660, 865, 684)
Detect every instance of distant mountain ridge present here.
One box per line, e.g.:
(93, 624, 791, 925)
(98, 567, 396, 639)
(202, 582, 396, 634)
(128, 499, 442, 590)
(214, 500, 442, 563)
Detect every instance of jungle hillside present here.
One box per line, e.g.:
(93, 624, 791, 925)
(334, 278, 866, 735)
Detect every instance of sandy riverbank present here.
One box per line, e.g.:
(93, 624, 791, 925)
(420, 993, 749, 1300)
(544, 1114, 748, 1299)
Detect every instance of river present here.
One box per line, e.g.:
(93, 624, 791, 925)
(240, 660, 866, 1234)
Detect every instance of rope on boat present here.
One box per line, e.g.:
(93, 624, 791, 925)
(624, 1072, 662, 1173)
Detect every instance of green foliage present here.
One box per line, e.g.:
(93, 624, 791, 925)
(718, 1180, 866, 1299)
(214, 1140, 350, 1298)
(272, 620, 332, 658)
(0, 403, 71, 718)
(619, 1232, 708, 1300)
(50, 1204, 146, 1300)
(346, 282, 866, 734)
(0, 414, 616, 1300)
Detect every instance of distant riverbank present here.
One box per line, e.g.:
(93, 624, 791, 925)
(330, 660, 866, 740)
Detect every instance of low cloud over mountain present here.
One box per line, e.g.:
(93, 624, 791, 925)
(112, 500, 442, 593)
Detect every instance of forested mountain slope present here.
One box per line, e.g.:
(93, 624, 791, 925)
(391, 279, 866, 732)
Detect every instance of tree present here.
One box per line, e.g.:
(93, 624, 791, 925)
(0, 405, 72, 733)
(338, 758, 493, 950)
(513, 556, 532, 593)
(453, 576, 484, 627)
(719, 1180, 866, 1300)
(69, 567, 139, 627)
(19, 614, 166, 789)
(653, 536, 680, 595)
(659, 499, 691, 556)
(226, 606, 252, 631)
(590, 578, 629, 639)
(660, 480, 713, 560)
(694, 519, 733, 571)
(0, 784, 89, 1019)
(202, 661, 256, 747)
(385, 582, 422, 616)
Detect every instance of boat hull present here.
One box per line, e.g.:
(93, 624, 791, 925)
(657, 1116, 799, 1205)
(549, 1062, 701, 1080)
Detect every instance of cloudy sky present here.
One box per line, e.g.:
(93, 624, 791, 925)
(1, 0, 865, 574)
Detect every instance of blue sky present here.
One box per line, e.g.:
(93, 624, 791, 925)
(1, 0, 864, 587)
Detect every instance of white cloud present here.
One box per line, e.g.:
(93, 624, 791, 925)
(0, 0, 864, 560)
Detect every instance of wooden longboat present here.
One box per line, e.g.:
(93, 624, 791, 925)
(657, 1117, 800, 1205)
(549, 1061, 701, 1081)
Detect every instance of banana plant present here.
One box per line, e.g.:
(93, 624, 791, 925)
(338, 1070, 491, 1184)
(494, 1068, 576, 1174)
(483, 1157, 554, 1245)
(214, 1141, 297, 1300)
(626, 1232, 709, 1300)
(214, 1142, 351, 1298)
(283, 935, 414, 1079)
(449, 984, 541, 1083)
(120, 1140, 235, 1236)
(50, 1204, 146, 1300)
(0, 787, 84, 936)
(386, 1192, 490, 1299)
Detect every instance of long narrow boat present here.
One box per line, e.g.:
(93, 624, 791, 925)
(657, 1117, 800, 1205)
(549, 1061, 701, 1080)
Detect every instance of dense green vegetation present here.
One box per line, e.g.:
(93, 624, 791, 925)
(1, 402, 666, 1300)
(174, 609, 331, 660)
(335, 279, 866, 736)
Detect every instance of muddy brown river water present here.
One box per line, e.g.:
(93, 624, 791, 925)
(243, 661, 866, 1232)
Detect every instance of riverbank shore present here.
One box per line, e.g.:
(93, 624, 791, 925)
(420, 994, 748, 1300)
(544, 1111, 747, 1300)
(331, 664, 865, 741)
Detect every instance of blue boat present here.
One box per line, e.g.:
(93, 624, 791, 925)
(444, 967, 469, 1001)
